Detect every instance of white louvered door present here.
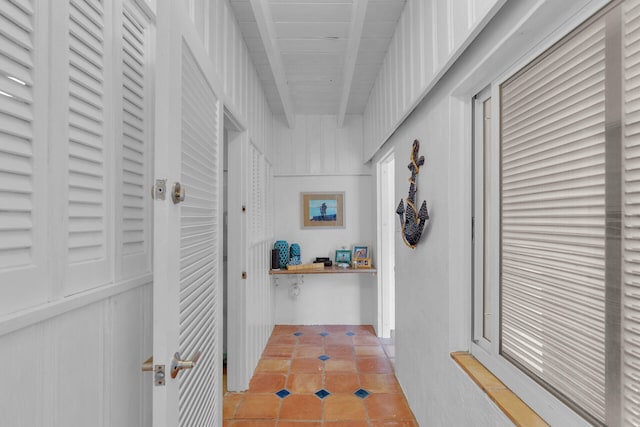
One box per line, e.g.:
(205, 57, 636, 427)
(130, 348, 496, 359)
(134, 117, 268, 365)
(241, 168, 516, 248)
(152, 2, 223, 426)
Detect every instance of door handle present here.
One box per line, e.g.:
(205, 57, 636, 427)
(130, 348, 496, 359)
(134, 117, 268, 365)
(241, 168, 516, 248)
(172, 182, 185, 204)
(171, 350, 201, 378)
(141, 356, 166, 386)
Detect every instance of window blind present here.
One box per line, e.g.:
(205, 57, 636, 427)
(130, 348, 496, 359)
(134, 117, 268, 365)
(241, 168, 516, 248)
(500, 14, 607, 423)
(623, 0, 640, 424)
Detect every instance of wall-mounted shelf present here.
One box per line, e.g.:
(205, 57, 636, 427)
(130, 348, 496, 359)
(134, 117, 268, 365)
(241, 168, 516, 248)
(269, 266, 376, 275)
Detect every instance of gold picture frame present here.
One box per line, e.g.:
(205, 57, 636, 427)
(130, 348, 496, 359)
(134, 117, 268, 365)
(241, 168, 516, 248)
(301, 192, 345, 228)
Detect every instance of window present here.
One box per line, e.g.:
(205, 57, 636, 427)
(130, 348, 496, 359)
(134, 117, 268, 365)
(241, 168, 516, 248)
(472, 1, 640, 425)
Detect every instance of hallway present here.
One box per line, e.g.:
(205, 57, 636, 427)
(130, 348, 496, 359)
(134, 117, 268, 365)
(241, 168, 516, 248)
(223, 325, 417, 426)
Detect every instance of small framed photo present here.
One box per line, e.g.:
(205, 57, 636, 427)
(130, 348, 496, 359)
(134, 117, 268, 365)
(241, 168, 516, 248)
(353, 245, 368, 260)
(301, 192, 345, 228)
(335, 249, 352, 264)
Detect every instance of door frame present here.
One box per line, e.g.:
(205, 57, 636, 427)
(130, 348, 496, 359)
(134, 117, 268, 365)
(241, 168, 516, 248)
(224, 113, 250, 392)
(376, 148, 396, 338)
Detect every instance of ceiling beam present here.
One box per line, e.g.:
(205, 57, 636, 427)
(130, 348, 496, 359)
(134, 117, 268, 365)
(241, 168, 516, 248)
(337, 0, 369, 128)
(249, 0, 296, 128)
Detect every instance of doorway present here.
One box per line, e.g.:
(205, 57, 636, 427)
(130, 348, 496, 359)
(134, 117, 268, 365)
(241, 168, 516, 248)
(377, 150, 396, 338)
(223, 111, 245, 391)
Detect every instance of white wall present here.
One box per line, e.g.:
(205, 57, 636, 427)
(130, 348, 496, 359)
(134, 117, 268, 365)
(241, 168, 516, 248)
(272, 115, 377, 325)
(0, 281, 152, 427)
(368, 0, 610, 426)
(363, 0, 505, 161)
(0, 0, 274, 424)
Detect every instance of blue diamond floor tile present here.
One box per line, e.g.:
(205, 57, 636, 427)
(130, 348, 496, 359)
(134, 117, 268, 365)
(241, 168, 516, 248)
(293, 331, 303, 336)
(318, 354, 331, 361)
(346, 331, 356, 336)
(275, 389, 291, 399)
(315, 389, 331, 399)
(354, 388, 370, 399)
(319, 332, 329, 337)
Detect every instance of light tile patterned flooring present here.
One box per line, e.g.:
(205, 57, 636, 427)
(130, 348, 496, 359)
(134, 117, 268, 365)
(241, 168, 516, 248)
(223, 325, 418, 426)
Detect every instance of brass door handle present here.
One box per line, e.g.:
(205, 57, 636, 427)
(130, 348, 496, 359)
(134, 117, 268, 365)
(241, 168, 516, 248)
(171, 350, 201, 378)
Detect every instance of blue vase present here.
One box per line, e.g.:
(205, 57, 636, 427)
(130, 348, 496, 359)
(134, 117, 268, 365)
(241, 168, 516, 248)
(290, 243, 300, 258)
(274, 240, 289, 269)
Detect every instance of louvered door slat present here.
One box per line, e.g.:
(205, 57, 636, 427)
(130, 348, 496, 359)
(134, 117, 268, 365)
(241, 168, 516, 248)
(624, 1, 640, 425)
(0, 0, 47, 315)
(65, 0, 108, 290)
(177, 43, 219, 427)
(0, 11, 34, 50)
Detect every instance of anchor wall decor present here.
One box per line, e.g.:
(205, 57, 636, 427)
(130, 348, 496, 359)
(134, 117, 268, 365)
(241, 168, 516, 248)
(396, 139, 430, 249)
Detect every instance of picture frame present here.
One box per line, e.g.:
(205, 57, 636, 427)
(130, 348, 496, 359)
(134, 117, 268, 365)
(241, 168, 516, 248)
(353, 245, 368, 260)
(301, 192, 345, 228)
(335, 249, 352, 264)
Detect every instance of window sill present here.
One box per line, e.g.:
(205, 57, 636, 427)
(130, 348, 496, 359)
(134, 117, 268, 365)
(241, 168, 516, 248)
(451, 352, 549, 427)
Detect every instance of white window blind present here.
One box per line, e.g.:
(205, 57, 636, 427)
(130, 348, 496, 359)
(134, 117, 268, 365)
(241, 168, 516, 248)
(623, 0, 640, 424)
(500, 13, 607, 424)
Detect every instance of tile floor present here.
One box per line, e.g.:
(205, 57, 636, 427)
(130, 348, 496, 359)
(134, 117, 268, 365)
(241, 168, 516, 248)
(223, 325, 418, 426)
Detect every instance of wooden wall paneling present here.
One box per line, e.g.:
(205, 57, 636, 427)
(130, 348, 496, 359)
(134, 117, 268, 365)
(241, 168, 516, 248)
(0, 324, 47, 427)
(322, 115, 338, 174)
(452, 0, 471, 56)
(339, 115, 364, 174)
(383, 52, 391, 142)
(398, 9, 407, 115)
(55, 303, 105, 426)
(193, 0, 207, 45)
(362, 0, 503, 161)
(107, 286, 151, 427)
(420, 0, 434, 89)
(223, 2, 232, 99)
(293, 116, 308, 174)
(307, 116, 323, 174)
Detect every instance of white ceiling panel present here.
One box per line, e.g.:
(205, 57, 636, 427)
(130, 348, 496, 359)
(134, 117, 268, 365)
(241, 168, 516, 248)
(279, 39, 348, 54)
(270, 3, 353, 23)
(275, 22, 351, 39)
(364, 1, 405, 22)
(230, 0, 405, 118)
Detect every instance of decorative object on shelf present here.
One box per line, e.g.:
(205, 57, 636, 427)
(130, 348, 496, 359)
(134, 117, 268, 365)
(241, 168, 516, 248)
(271, 249, 280, 270)
(286, 262, 325, 271)
(352, 245, 371, 269)
(315, 257, 332, 267)
(354, 258, 372, 269)
(289, 243, 301, 265)
(396, 139, 430, 249)
(335, 249, 352, 267)
(353, 245, 368, 260)
(301, 192, 345, 228)
(274, 240, 289, 269)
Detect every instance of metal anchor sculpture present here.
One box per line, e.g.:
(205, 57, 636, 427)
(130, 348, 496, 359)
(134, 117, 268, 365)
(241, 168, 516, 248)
(396, 139, 430, 249)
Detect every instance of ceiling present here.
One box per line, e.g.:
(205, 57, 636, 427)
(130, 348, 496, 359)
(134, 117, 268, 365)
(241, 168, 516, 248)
(229, 0, 406, 126)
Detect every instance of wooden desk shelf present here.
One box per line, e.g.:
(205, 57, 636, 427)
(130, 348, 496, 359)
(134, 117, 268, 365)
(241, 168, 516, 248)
(269, 266, 376, 275)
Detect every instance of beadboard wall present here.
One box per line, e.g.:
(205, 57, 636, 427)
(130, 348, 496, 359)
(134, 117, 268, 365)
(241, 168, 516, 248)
(272, 114, 377, 326)
(0, 0, 274, 425)
(363, 0, 505, 161)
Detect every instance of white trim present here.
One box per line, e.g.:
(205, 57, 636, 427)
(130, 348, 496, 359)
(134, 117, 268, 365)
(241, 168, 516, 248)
(274, 172, 373, 178)
(0, 274, 153, 337)
(337, 0, 369, 128)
